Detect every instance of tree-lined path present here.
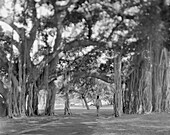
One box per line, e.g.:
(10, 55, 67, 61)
(1, 107, 170, 135)
(1, 0, 170, 134)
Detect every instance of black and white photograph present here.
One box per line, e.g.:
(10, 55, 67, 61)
(0, 0, 170, 135)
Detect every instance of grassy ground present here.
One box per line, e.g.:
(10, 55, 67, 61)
(0, 106, 170, 135)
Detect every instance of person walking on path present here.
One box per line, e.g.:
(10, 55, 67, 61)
(95, 95, 102, 116)
(64, 93, 71, 115)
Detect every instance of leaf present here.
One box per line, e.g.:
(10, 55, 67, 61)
(64, 11, 84, 25)
(0, 25, 2, 31)
(0, 0, 4, 9)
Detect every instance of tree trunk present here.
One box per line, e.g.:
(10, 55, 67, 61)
(13, 87, 19, 116)
(0, 81, 8, 117)
(113, 93, 116, 116)
(27, 84, 34, 116)
(114, 54, 122, 117)
(45, 82, 57, 115)
(18, 56, 22, 115)
(125, 54, 147, 114)
(0, 96, 8, 117)
(159, 48, 169, 112)
(82, 95, 89, 110)
(33, 85, 39, 115)
(20, 39, 28, 117)
(165, 51, 170, 112)
(151, 47, 162, 112)
(7, 54, 13, 118)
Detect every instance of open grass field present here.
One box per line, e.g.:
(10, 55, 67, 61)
(0, 106, 170, 135)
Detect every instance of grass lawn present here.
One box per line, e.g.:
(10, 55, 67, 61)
(0, 106, 170, 135)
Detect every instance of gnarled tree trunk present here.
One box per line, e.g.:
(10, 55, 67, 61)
(82, 95, 90, 110)
(114, 54, 122, 117)
(45, 82, 57, 115)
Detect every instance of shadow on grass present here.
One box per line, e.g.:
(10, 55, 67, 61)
(1, 106, 170, 135)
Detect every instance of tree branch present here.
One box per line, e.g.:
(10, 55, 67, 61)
(73, 71, 114, 84)
(63, 39, 105, 52)
(27, 0, 39, 51)
(107, 17, 124, 41)
(55, 0, 76, 11)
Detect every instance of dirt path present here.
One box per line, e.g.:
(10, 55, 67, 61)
(0, 115, 97, 135)
(0, 108, 100, 135)
(0, 107, 170, 135)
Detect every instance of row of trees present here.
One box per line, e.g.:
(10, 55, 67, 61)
(0, 0, 170, 117)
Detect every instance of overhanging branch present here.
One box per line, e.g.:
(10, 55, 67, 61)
(63, 39, 105, 52)
(73, 71, 114, 84)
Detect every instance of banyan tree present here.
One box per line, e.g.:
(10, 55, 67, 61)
(124, 0, 170, 114)
(0, 0, 111, 117)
